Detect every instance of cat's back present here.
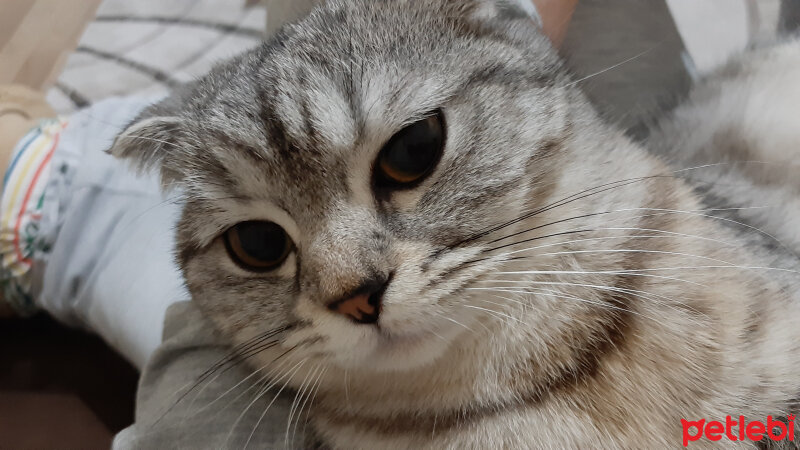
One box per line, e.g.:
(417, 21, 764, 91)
(648, 38, 800, 285)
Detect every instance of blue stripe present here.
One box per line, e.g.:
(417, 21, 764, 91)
(3, 129, 42, 186)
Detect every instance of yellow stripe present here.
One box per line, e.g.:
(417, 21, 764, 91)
(0, 120, 62, 278)
(2, 252, 29, 276)
(1, 133, 52, 229)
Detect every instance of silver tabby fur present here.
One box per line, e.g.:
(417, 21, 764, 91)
(112, 0, 800, 447)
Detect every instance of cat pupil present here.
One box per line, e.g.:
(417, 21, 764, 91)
(225, 221, 290, 271)
(238, 222, 286, 261)
(376, 111, 445, 187)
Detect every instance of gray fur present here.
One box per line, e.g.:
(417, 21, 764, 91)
(113, 1, 800, 447)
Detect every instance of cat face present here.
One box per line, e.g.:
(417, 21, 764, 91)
(113, 0, 569, 372)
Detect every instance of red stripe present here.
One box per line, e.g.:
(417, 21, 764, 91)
(13, 133, 59, 265)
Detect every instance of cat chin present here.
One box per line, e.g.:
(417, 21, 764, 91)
(363, 327, 459, 372)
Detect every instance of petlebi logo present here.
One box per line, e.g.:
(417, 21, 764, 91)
(682, 415, 796, 447)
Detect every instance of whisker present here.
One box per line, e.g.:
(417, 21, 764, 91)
(455, 161, 793, 253)
(152, 325, 291, 426)
(506, 279, 706, 318)
(284, 364, 321, 448)
(194, 326, 290, 384)
(477, 285, 707, 327)
(484, 205, 762, 247)
(478, 293, 548, 329)
(238, 358, 307, 450)
(672, 160, 778, 174)
(469, 286, 647, 320)
(227, 339, 286, 367)
(564, 44, 661, 87)
(479, 268, 702, 286)
(530, 248, 735, 266)
(343, 369, 350, 408)
(434, 311, 483, 335)
(183, 340, 283, 419)
(456, 176, 664, 247)
(183, 361, 270, 426)
(200, 355, 298, 422)
(118, 134, 195, 152)
(501, 264, 800, 275)
(641, 208, 797, 256)
(481, 226, 738, 258)
(480, 228, 596, 255)
(461, 304, 525, 325)
(492, 228, 736, 258)
(291, 366, 327, 448)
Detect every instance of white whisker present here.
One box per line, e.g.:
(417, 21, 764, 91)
(496, 264, 800, 276)
(532, 248, 735, 266)
(565, 45, 660, 87)
(486, 205, 765, 246)
(480, 269, 703, 286)
(438, 313, 478, 334)
(291, 366, 327, 448)
(461, 303, 525, 326)
(236, 359, 306, 449)
(284, 364, 321, 448)
(469, 286, 701, 326)
(199, 356, 293, 422)
(508, 279, 705, 318)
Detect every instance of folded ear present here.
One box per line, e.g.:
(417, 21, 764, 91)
(109, 115, 187, 187)
(448, 0, 548, 48)
(456, 0, 540, 26)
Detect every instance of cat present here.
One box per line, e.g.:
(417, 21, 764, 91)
(112, 0, 800, 447)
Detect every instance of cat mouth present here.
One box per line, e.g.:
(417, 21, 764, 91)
(378, 329, 428, 346)
(345, 321, 459, 371)
(374, 319, 457, 353)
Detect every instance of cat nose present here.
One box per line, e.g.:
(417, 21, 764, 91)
(327, 274, 391, 325)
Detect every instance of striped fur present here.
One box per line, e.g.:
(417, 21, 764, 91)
(113, 1, 800, 447)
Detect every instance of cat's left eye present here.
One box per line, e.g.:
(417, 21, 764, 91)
(224, 221, 293, 272)
(375, 110, 445, 188)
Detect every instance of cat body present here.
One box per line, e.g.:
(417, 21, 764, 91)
(112, 1, 800, 448)
(649, 39, 800, 258)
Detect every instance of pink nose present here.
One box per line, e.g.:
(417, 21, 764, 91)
(329, 293, 380, 324)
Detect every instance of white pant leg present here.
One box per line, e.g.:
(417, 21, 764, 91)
(36, 96, 189, 369)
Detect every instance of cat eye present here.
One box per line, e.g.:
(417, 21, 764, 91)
(224, 221, 293, 272)
(375, 110, 446, 188)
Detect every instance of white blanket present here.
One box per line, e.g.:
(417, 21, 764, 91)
(46, 0, 266, 115)
(38, 0, 266, 368)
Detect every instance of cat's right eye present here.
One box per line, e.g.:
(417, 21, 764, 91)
(224, 221, 293, 272)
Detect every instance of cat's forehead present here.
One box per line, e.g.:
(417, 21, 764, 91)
(180, 6, 465, 174)
(192, 66, 453, 212)
(168, 0, 555, 205)
(203, 2, 530, 143)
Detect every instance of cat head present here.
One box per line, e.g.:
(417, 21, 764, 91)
(112, 0, 574, 372)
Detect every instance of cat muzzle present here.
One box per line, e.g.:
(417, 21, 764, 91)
(326, 274, 391, 324)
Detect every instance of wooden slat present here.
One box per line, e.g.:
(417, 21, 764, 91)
(0, 0, 103, 91)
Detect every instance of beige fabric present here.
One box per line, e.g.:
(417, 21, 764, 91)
(0, 84, 54, 119)
(0, 84, 53, 187)
(113, 301, 299, 449)
(0, 0, 102, 91)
